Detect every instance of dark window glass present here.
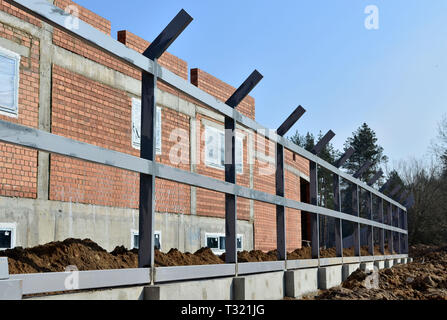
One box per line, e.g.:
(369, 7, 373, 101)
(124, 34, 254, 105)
(0, 230, 12, 249)
(207, 237, 218, 249)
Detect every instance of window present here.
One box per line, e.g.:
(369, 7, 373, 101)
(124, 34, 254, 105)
(131, 98, 161, 154)
(0, 47, 20, 116)
(204, 125, 244, 174)
(0, 223, 16, 250)
(205, 233, 243, 254)
(131, 229, 161, 250)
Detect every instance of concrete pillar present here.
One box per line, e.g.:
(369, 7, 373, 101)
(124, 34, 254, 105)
(385, 260, 394, 268)
(360, 262, 375, 273)
(0, 257, 8, 280)
(318, 265, 342, 290)
(37, 21, 54, 200)
(0, 258, 22, 300)
(408, 258, 413, 263)
(342, 263, 360, 281)
(374, 260, 385, 270)
(285, 269, 319, 298)
(233, 272, 284, 300)
(143, 286, 160, 300)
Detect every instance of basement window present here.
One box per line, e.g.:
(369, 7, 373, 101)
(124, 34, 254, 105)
(131, 98, 162, 155)
(204, 125, 244, 174)
(0, 223, 16, 250)
(131, 229, 161, 251)
(0, 46, 20, 117)
(205, 233, 243, 254)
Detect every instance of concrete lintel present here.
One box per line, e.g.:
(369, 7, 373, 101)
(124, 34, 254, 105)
(0, 37, 30, 57)
(285, 268, 318, 299)
(318, 265, 342, 290)
(0, 279, 22, 300)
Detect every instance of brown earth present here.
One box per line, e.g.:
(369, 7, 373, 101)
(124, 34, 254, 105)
(0, 238, 399, 275)
(303, 245, 447, 300)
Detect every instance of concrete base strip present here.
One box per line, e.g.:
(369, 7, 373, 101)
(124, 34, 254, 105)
(0, 279, 22, 300)
(385, 260, 394, 268)
(233, 272, 284, 300)
(0, 257, 8, 280)
(342, 263, 360, 281)
(318, 265, 342, 290)
(374, 261, 385, 270)
(360, 262, 375, 273)
(285, 269, 318, 298)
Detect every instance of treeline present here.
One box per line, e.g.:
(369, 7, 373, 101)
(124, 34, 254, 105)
(289, 119, 447, 246)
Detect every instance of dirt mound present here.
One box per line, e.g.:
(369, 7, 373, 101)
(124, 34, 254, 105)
(0, 239, 225, 274)
(305, 245, 447, 300)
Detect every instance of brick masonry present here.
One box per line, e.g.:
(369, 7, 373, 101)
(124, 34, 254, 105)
(0, 0, 310, 252)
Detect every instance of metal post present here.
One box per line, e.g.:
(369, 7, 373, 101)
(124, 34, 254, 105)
(138, 9, 192, 274)
(388, 204, 394, 254)
(310, 161, 319, 259)
(397, 208, 401, 254)
(224, 70, 263, 264)
(354, 185, 361, 256)
(139, 69, 157, 270)
(368, 192, 374, 256)
(379, 198, 385, 255)
(276, 143, 286, 260)
(333, 174, 342, 257)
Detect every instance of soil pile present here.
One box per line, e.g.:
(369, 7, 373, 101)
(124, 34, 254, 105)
(304, 245, 447, 300)
(0, 239, 224, 274)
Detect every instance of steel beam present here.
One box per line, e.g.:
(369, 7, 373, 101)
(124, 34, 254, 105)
(276, 106, 306, 137)
(8, 0, 408, 214)
(333, 174, 343, 257)
(225, 71, 263, 264)
(139, 70, 157, 270)
(335, 147, 355, 168)
(143, 9, 193, 60)
(354, 160, 372, 179)
(368, 170, 383, 186)
(312, 130, 335, 155)
(310, 161, 320, 259)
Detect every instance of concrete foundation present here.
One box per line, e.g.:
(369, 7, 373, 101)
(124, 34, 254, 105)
(342, 263, 360, 281)
(0, 197, 253, 252)
(385, 260, 394, 268)
(234, 272, 284, 300)
(394, 259, 402, 265)
(408, 258, 413, 263)
(0, 279, 22, 300)
(374, 261, 385, 270)
(0, 258, 8, 280)
(401, 258, 408, 264)
(144, 277, 234, 300)
(318, 265, 342, 290)
(285, 268, 319, 298)
(26, 286, 145, 300)
(360, 262, 375, 273)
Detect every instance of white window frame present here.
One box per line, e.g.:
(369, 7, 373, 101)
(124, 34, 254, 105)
(130, 229, 162, 250)
(0, 46, 20, 117)
(131, 98, 162, 155)
(204, 232, 243, 255)
(204, 125, 244, 174)
(0, 223, 17, 250)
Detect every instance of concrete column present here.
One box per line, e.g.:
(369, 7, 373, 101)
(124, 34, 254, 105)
(37, 21, 53, 200)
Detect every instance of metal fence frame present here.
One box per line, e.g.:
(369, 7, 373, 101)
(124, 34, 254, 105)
(0, 0, 408, 295)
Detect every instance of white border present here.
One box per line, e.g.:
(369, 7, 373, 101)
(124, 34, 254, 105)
(204, 232, 243, 255)
(131, 229, 161, 250)
(0, 222, 17, 250)
(0, 45, 20, 118)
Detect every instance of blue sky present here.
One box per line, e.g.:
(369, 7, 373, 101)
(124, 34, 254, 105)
(75, 0, 447, 167)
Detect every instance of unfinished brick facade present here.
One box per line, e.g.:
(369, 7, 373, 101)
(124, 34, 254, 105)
(0, 0, 310, 252)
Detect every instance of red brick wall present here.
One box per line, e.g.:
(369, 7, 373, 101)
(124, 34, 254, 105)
(54, 0, 111, 35)
(117, 30, 188, 80)
(0, 0, 42, 27)
(191, 68, 255, 120)
(0, 20, 39, 199)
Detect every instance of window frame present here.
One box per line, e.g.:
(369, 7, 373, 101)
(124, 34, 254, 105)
(204, 125, 244, 175)
(130, 229, 161, 250)
(0, 223, 17, 250)
(131, 98, 162, 155)
(0, 46, 20, 117)
(204, 232, 243, 254)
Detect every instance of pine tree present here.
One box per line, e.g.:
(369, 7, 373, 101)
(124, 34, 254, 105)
(342, 123, 388, 182)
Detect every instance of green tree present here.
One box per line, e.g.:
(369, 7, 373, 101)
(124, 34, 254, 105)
(342, 123, 388, 182)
